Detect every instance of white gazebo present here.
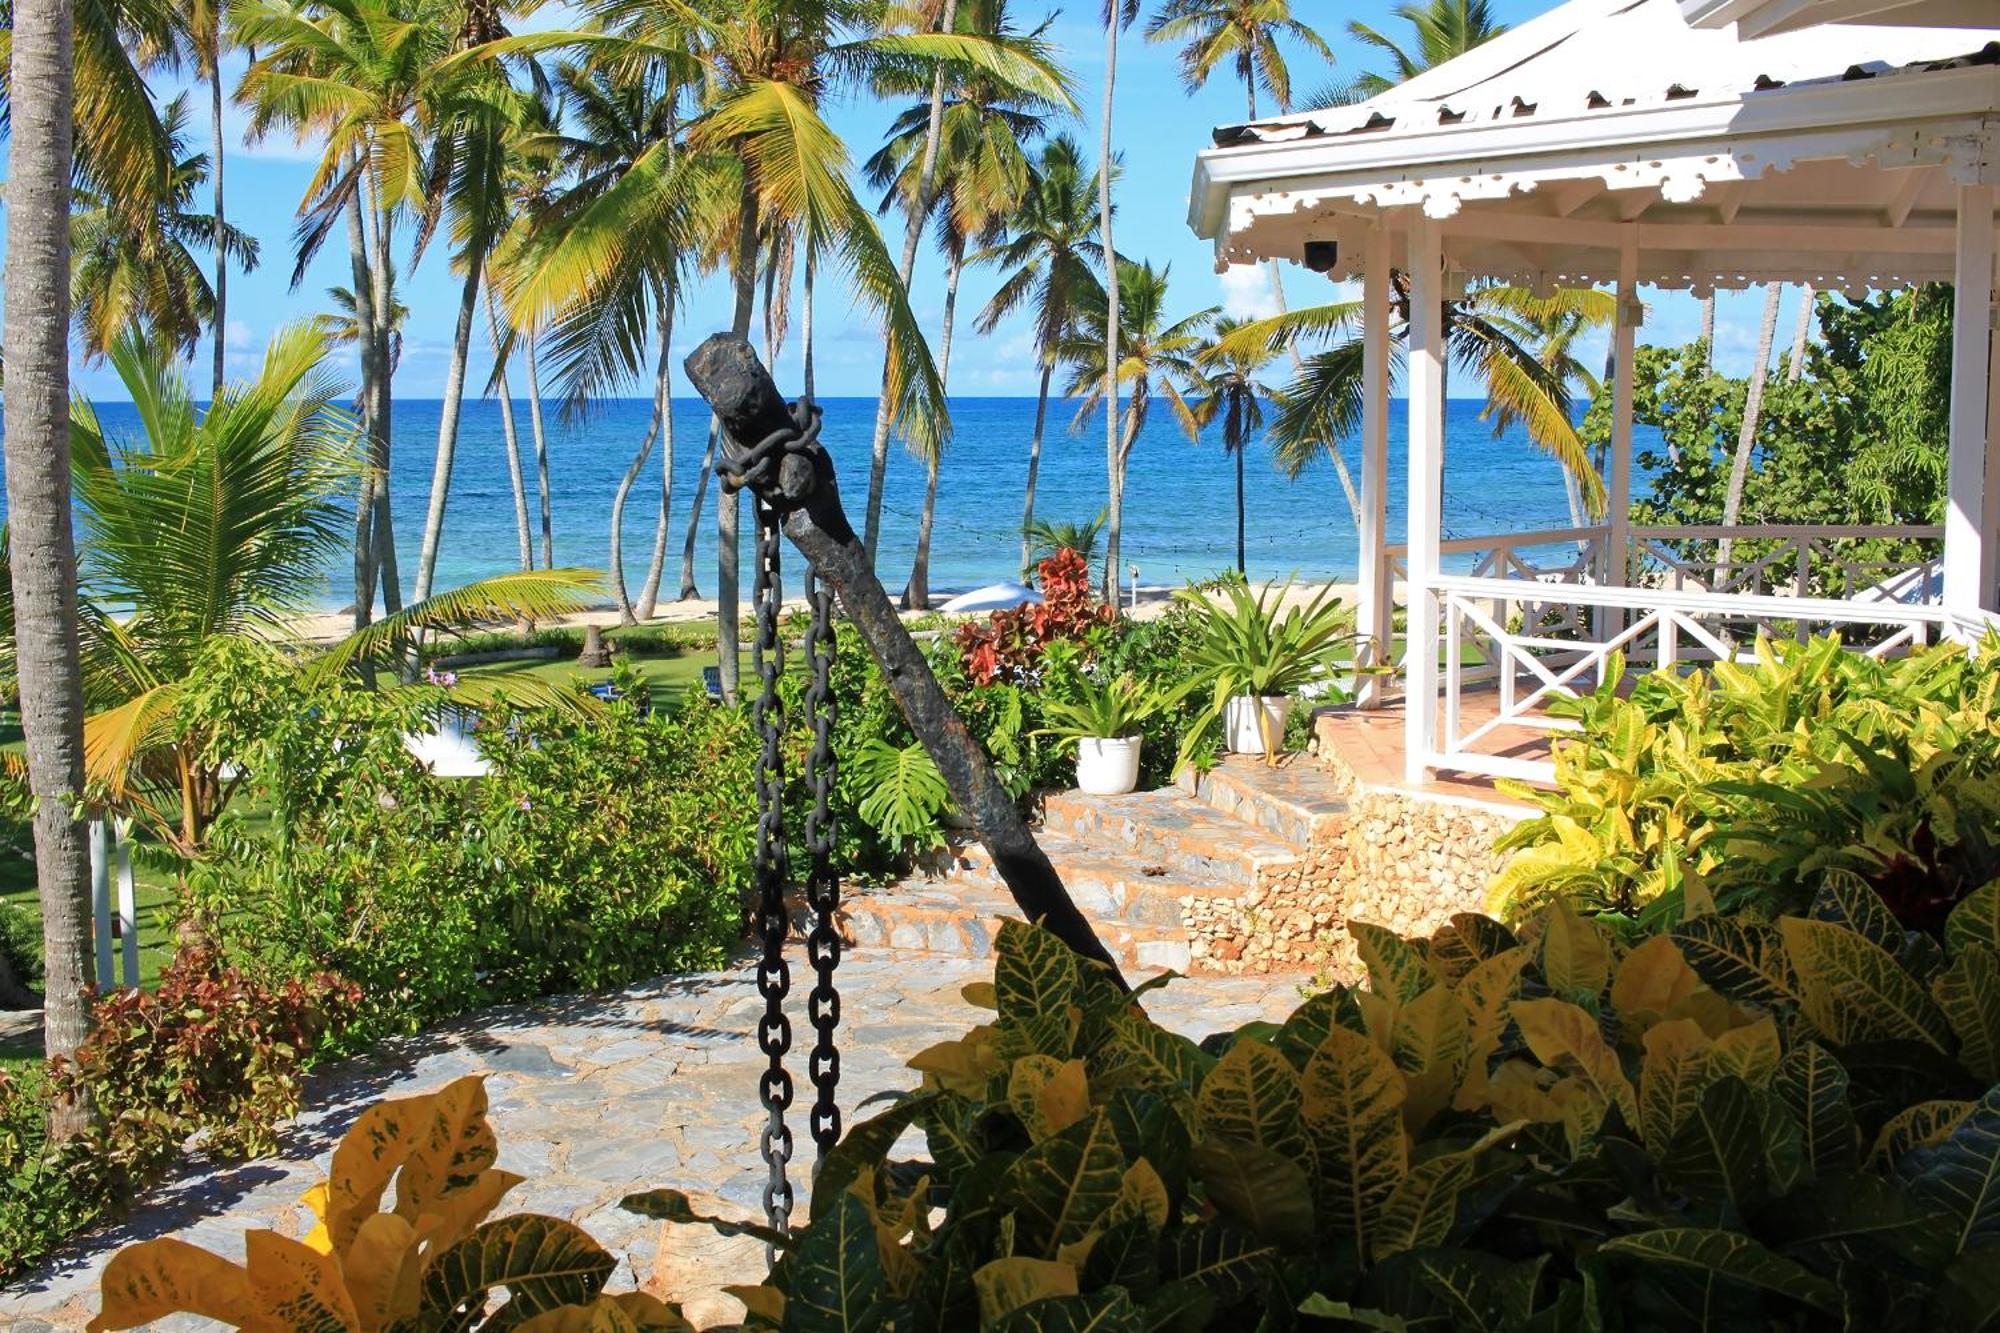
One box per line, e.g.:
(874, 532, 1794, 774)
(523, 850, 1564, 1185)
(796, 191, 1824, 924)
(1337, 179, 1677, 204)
(1187, 0, 1998, 788)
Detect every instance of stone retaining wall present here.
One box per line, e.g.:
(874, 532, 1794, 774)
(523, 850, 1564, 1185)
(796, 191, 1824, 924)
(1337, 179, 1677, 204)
(1182, 840, 1344, 976)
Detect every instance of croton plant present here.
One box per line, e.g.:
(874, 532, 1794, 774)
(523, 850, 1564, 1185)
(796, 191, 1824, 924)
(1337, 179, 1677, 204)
(93, 878, 2000, 1329)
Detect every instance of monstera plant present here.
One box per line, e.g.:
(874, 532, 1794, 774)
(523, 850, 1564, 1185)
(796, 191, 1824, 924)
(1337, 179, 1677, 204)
(88, 1077, 691, 1332)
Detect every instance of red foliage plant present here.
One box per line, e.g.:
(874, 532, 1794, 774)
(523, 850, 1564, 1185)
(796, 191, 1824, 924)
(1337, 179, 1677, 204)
(954, 549, 1113, 685)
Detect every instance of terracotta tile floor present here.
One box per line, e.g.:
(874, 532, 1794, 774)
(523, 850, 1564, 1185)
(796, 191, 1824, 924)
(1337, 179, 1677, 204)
(1317, 691, 1555, 809)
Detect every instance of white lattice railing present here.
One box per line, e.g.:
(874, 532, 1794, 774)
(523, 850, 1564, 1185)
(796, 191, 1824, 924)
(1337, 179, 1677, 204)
(1627, 524, 1945, 600)
(1420, 576, 1956, 784)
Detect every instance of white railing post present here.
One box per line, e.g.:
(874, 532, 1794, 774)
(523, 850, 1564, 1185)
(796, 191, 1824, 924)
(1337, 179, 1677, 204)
(1357, 223, 1392, 708)
(1404, 212, 1446, 785)
(1601, 229, 1639, 646)
(1943, 183, 1995, 635)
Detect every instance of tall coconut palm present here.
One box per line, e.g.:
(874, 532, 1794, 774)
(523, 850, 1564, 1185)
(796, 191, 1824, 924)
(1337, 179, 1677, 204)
(5, 0, 96, 1093)
(26, 325, 600, 859)
(1144, 0, 1330, 121)
(69, 95, 260, 362)
(1209, 281, 1612, 509)
(502, 0, 1070, 694)
(1718, 281, 1784, 577)
(1339, 0, 1502, 102)
(866, 0, 1050, 607)
(1189, 316, 1278, 575)
(973, 134, 1105, 573)
(175, 0, 233, 394)
(1063, 259, 1215, 596)
(1096, 0, 1139, 606)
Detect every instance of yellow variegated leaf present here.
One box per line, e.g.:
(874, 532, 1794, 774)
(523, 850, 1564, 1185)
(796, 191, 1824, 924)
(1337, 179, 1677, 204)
(514, 1294, 696, 1333)
(1540, 903, 1611, 1000)
(1709, 1016, 1781, 1088)
(1870, 1099, 1977, 1169)
(323, 1076, 498, 1255)
(1004, 1109, 1128, 1256)
(244, 1230, 360, 1331)
(1372, 1151, 1474, 1259)
(1354, 989, 1397, 1052)
(724, 1284, 785, 1328)
(1611, 935, 1702, 1036)
(1479, 1059, 1564, 1124)
(909, 1026, 1006, 1096)
(1946, 880, 2000, 959)
(343, 1213, 425, 1330)
(1460, 947, 1533, 1052)
(962, 981, 999, 1009)
(1662, 988, 1742, 1038)
(1300, 1026, 1408, 1246)
(1682, 871, 1718, 920)
(1351, 921, 1439, 1003)
(1510, 998, 1637, 1128)
(995, 920, 1084, 1057)
(1935, 942, 2000, 1081)
(1638, 1019, 1715, 1158)
(88, 1239, 259, 1333)
(1196, 1039, 1311, 1163)
(973, 1257, 1079, 1322)
(1390, 985, 1470, 1133)
(1552, 1077, 1607, 1157)
(301, 1183, 333, 1256)
(1780, 918, 1952, 1052)
(1112, 1159, 1170, 1233)
(1008, 1056, 1091, 1141)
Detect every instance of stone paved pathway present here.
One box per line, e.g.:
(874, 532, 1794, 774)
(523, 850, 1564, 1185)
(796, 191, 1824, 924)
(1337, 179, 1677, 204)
(0, 951, 1307, 1330)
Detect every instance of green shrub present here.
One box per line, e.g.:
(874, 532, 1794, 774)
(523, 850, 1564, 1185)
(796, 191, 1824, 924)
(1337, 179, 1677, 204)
(650, 885, 2000, 1329)
(199, 684, 756, 1048)
(0, 947, 356, 1281)
(1493, 634, 2000, 929)
(0, 899, 41, 991)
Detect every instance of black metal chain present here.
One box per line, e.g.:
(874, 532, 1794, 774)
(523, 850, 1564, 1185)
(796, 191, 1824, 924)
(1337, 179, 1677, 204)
(803, 568, 841, 1161)
(749, 495, 794, 1249)
(736, 397, 843, 1259)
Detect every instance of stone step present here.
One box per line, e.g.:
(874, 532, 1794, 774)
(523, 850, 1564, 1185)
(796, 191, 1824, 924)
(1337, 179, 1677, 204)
(830, 878, 1193, 973)
(1039, 788, 1304, 893)
(1177, 755, 1350, 849)
(945, 833, 1236, 931)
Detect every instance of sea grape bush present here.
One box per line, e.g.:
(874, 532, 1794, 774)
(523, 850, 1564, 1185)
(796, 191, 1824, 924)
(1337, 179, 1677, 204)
(1492, 634, 2000, 928)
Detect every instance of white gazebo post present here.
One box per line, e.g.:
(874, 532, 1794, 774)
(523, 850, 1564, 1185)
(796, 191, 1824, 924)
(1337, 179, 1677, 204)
(1604, 229, 1640, 633)
(1404, 212, 1446, 784)
(1944, 183, 1995, 635)
(1356, 223, 1393, 708)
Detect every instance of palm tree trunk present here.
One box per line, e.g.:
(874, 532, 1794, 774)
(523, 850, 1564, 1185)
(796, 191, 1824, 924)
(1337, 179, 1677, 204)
(345, 170, 381, 631)
(1235, 437, 1246, 574)
(1787, 285, 1813, 383)
(1717, 281, 1782, 580)
(1098, 3, 1122, 610)
(635, 388, 674, 619)
(802, 244, 817, 398)
(905, 241, 964, 611)
(413, 253, 483, 603)
(487, 292, 534, 572)
(1700, 293, 1716, 371)
(612, 314, 673, 625)
(862, 0, 960, 562)
(208, 42, 227, 399)
(365, 178, 401, 614)
(679, 423, 716, 600)
(717, 172, 762, 700)
(1019, 361, 1053, 574)
(526, 332, 553, 568)
(4, 0, 94, 1114)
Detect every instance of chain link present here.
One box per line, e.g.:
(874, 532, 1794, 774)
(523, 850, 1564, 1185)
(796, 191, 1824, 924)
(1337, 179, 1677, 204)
(803, 568, 842, 1159)
(750, 495, 793, 1252)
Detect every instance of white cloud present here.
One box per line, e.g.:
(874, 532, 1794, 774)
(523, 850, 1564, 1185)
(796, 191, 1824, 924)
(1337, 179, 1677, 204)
(1218, 264, 1280, 321)
(225, 320, 253, 351)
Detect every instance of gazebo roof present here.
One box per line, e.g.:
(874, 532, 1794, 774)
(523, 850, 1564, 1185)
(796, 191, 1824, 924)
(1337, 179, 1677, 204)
(1187, 0, 1998, 292)
(1681, 0, 1992, 40)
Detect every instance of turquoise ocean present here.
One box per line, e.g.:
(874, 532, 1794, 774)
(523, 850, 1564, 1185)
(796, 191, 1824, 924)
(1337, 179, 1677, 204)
(79, 396, 1655, 608)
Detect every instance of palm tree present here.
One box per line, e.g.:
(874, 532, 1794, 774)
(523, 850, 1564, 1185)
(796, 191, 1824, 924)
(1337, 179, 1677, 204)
(1023, 513, 1104, 570)
(503, 0, 1070, 694)
(1145, 0, 1330, 121)
(1096, 0, 1139, 606)
(1189, 317, 1278, 574)
(5, 0, 97, 1100)
(866, 0, 1051, 608)
(1340, 0, 1503, 102)
(1063, 259, 1216, 596)
(973, 134, 1105, 573)
(31, 325, 600, 859)
(69, 95, 260, 362)
(1216, 284, 1612, 512)
(175, 0, 233, 395)
(1719, 281, 1784, 578)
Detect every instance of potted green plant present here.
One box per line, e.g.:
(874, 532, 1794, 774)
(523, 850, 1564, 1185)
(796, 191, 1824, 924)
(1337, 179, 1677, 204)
(1178, 576, 1353, 764)
(1034, 672, 1177, 795)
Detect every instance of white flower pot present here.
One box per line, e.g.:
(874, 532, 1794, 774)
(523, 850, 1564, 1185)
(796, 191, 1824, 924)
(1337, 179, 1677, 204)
(1075, 735, 1143, 795)
(1224, 695, 1294, 755)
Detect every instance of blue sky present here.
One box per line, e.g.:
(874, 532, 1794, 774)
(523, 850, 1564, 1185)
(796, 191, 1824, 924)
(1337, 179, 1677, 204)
(63, 0, 1814, 402)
